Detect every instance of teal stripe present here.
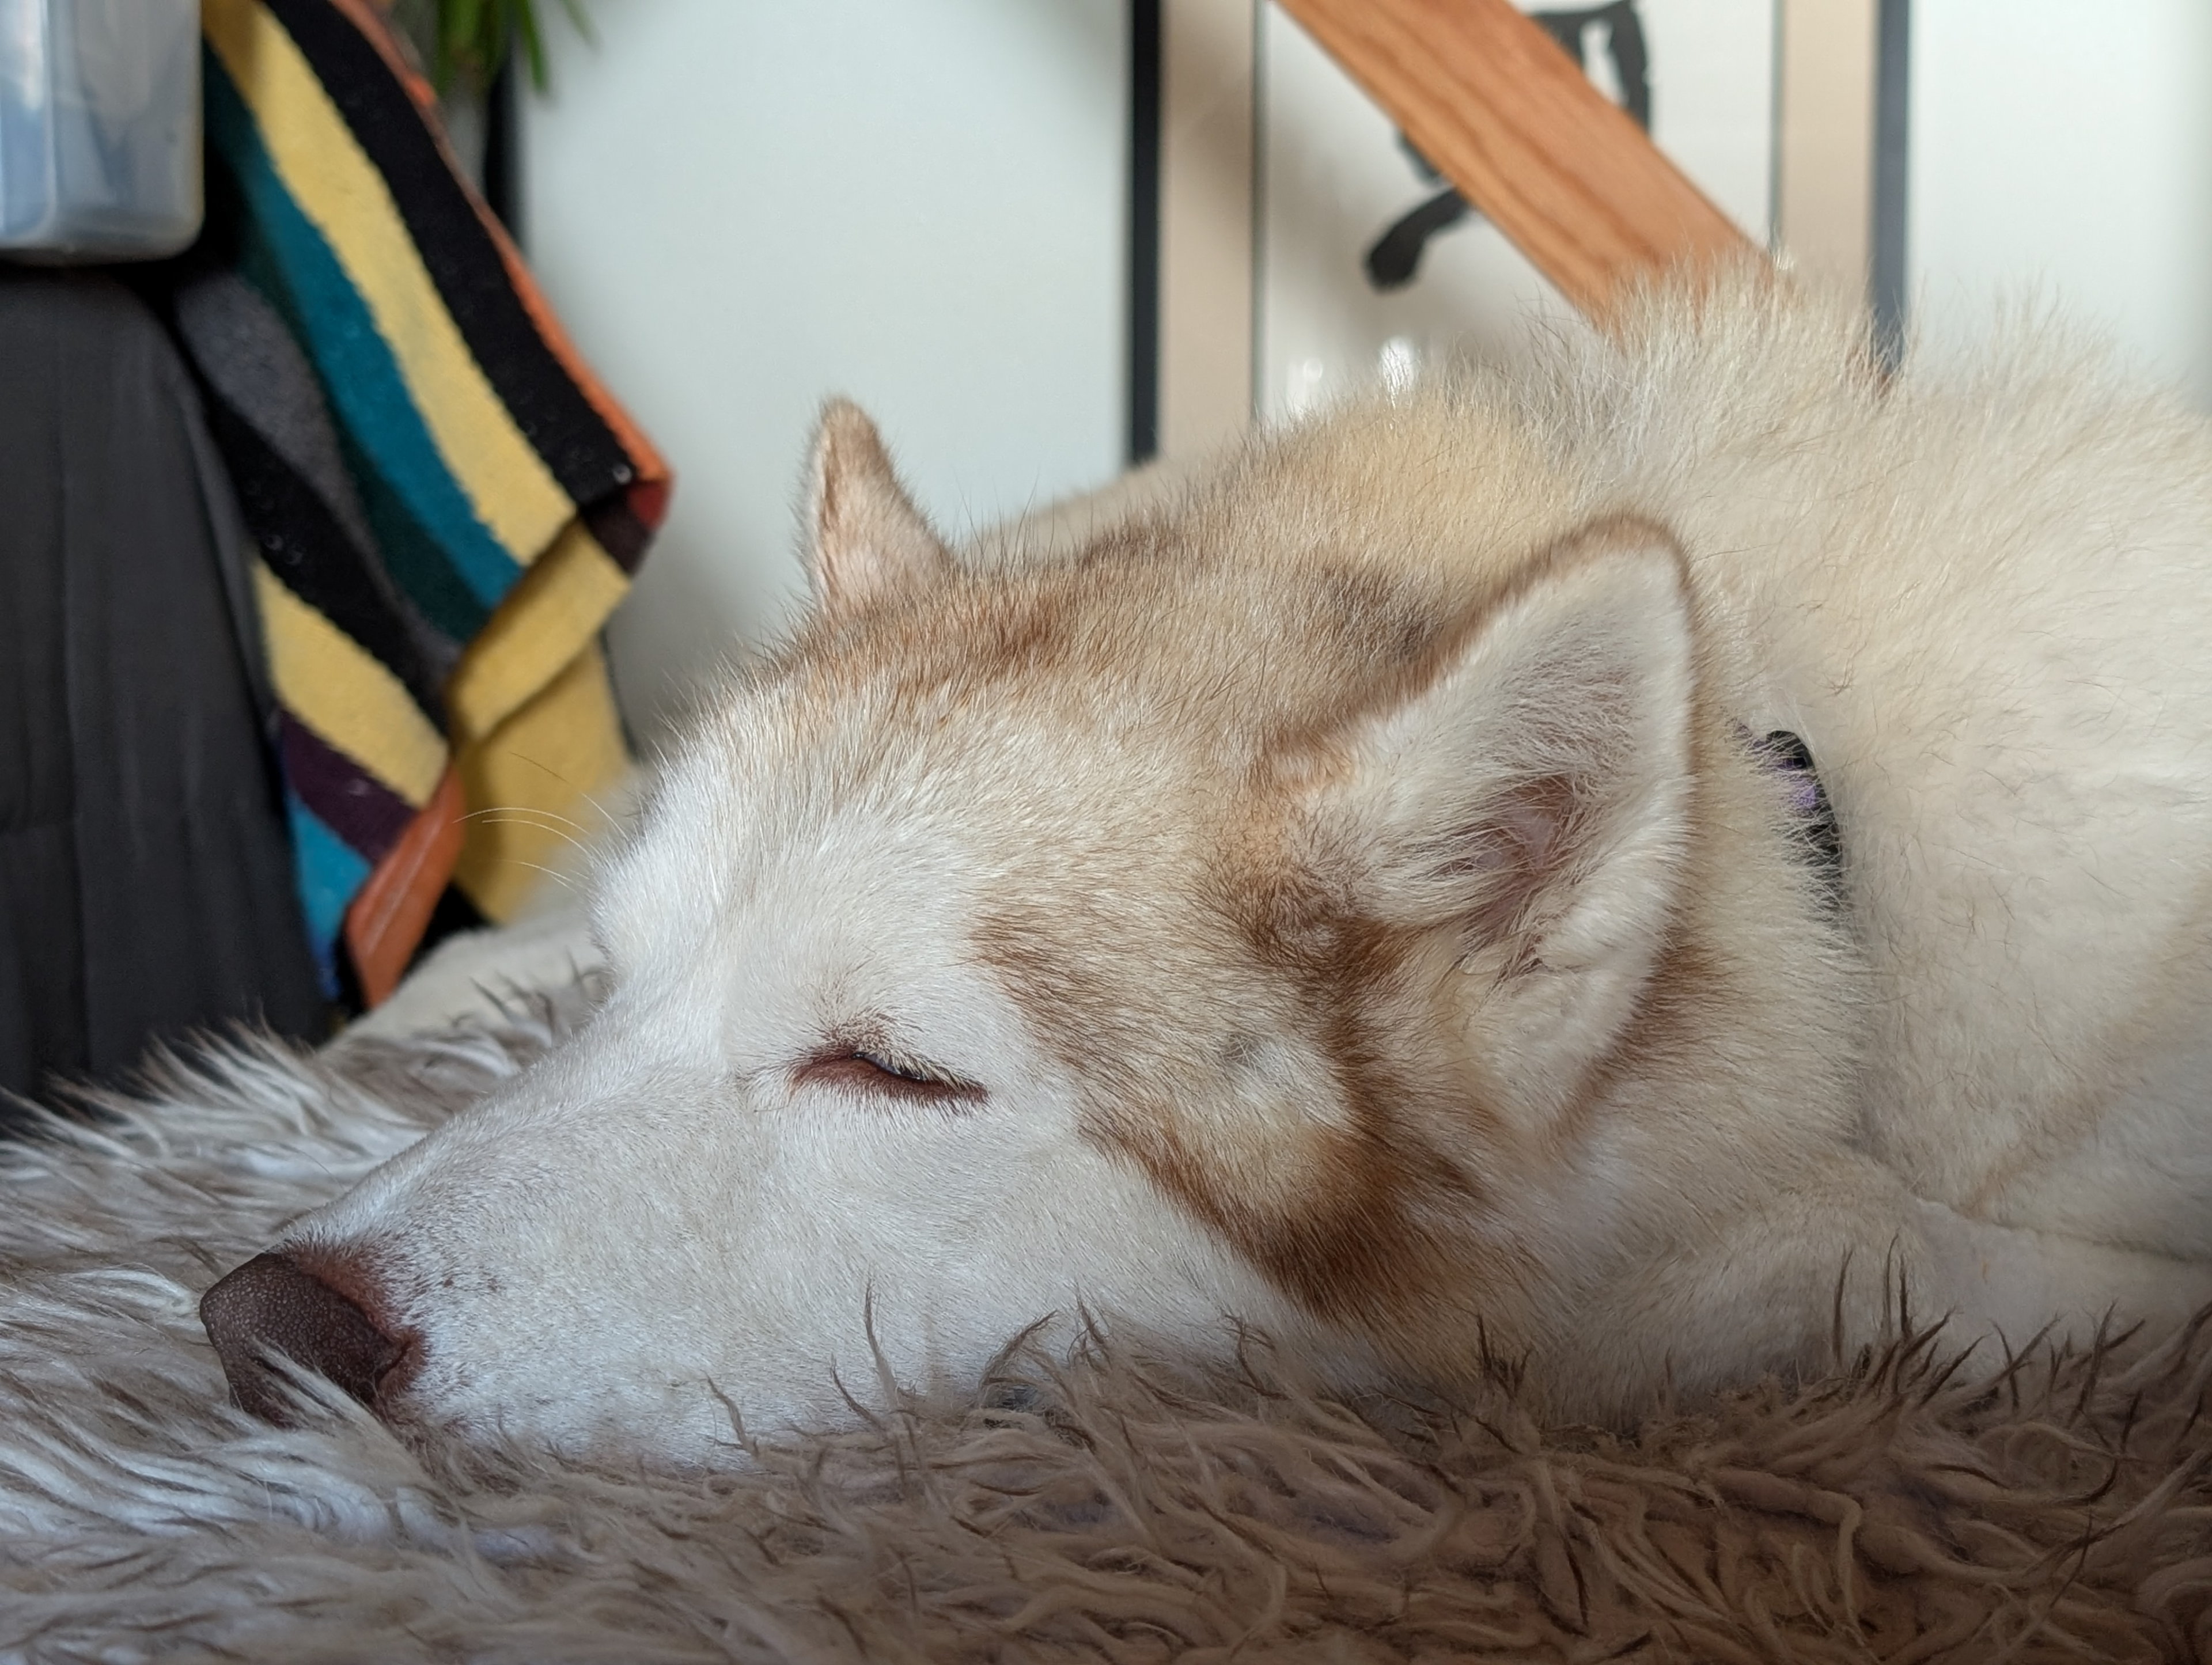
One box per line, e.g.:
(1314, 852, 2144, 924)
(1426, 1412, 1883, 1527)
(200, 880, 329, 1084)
(219, 180, 491, 640)
(199, 151, 489, 642)
(286, 794, 372, 990)
(203, 51, 522, 611)
(340, 420, 491, 641)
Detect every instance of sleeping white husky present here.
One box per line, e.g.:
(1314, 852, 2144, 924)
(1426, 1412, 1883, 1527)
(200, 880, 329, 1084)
(204, 275, 2212, 1462)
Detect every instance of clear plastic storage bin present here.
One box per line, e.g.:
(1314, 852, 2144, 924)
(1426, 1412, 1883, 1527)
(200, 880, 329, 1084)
(1, 0, 201, 261)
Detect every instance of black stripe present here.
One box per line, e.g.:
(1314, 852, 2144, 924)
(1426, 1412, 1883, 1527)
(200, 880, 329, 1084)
(581, 494, 652, 576)
(338, 419, 491, 643)
(221, 178, 491, 645)
(481, 56, 521, 239)
(260, 0, 642, 514)
(1127, 0, 1161, 466)
(204, 392, 448, 726)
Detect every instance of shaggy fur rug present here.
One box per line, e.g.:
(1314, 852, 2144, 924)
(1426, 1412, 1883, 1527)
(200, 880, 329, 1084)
(5, 989, 2212, 1662)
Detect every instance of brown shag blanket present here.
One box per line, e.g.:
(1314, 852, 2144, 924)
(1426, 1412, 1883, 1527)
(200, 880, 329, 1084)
(3, 985, 2211, 1662)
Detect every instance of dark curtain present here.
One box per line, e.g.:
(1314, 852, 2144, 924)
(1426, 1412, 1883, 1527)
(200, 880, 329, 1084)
(0, 268, 325, 1116)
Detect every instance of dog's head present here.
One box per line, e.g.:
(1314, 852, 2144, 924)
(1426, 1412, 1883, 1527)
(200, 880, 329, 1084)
(204, 399, 1763, 1462)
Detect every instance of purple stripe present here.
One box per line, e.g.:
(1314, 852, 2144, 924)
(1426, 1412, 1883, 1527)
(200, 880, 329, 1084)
(278, 714, 418, 862)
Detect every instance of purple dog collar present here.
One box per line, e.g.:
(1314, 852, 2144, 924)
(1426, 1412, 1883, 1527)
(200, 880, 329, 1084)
(1744, 727, 1843, 904)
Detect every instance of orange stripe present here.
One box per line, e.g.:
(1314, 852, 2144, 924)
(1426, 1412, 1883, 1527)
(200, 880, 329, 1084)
(343, 764, 467, 1006)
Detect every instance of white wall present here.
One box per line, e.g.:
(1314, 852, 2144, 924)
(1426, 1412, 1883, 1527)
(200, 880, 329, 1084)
(1911, 1, 2212, 404)
(522, 1, 1127, 741)
(519, 0, 2212, 747)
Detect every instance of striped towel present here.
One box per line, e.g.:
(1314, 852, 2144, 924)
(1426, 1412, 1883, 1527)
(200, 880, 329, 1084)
(170, 0, 667, 1004)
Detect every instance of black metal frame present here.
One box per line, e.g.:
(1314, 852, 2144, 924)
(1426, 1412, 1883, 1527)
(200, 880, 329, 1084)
(1127, 0, 1164, 466)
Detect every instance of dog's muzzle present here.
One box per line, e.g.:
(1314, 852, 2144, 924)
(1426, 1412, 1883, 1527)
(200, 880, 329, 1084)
(200, 1252, 404, 1424)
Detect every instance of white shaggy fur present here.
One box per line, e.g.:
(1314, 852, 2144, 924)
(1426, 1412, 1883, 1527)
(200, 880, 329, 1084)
(207, 275, 2212, 1466)
(0, 1016, 550, 1648)
(16, 1008, 2212, 1660)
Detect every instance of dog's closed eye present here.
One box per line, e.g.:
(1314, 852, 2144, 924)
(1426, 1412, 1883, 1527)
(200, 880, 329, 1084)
(795, 1049, 984, 1106)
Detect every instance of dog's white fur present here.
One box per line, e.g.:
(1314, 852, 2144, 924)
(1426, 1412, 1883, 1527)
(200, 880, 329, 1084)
(267, 274, 2212, 1461)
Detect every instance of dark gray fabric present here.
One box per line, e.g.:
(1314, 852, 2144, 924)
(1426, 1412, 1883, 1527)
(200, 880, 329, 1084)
(0, 268, 325, 1114)
(171, 270, 378, 567)
(169, 266, 460, 688)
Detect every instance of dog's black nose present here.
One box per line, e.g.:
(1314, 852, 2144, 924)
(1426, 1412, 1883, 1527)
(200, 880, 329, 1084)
(200, 1252, 402, 1424)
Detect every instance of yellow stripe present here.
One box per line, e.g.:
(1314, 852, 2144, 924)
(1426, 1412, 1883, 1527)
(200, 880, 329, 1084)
(446, 519, 631, 744)
(254, 563, 448, 806)
(454, 643, 630, 921)
(204, 0, 571, 565)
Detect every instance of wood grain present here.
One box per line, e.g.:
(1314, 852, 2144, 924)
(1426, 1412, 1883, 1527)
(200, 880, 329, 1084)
(1274, 0, 1758, 322)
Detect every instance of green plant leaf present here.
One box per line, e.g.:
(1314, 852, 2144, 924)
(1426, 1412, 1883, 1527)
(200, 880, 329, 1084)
(424, 0, 586, 93)
(513, 0, 549, 92)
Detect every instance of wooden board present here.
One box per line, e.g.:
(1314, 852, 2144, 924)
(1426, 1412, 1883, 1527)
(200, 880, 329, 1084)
(1273, 0, 1758, 321)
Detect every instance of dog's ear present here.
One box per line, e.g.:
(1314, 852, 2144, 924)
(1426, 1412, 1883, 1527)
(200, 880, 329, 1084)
(1292, 521, 1696, 1109)
(804, 400, 951, 616)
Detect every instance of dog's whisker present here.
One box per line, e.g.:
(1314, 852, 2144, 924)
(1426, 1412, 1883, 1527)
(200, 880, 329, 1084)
(461, 811, 589, 855)
(490, 858, 575, 892)
(501, 752, 624, 832)
(461, 803, 591, 831)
